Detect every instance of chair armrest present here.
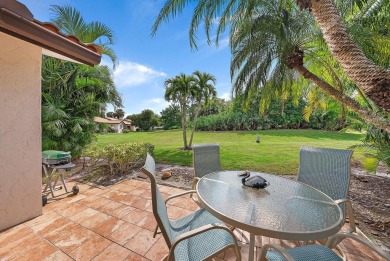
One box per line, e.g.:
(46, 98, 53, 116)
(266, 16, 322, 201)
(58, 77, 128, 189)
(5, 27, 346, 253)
(334, 198, 356, 233)
(191, 177, 200, 189)
(326, 232, 390, 261)
(165, 190, 197, 204)
(167, 223, 240, 261)
(258, 243, 295, 261)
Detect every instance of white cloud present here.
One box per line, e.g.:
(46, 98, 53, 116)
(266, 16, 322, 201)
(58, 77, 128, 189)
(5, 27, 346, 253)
(145, 98, 168, 105)
(141, 98, 170, 114)
(219, 91, 231, 101)
(113, 61, 167, 88)
(217, 37, 230, 49)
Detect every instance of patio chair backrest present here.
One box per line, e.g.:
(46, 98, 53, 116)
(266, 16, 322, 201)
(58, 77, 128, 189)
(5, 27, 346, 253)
(298, 146, 353, 209)
(141, 153, 173, 247)
(193, 144, 221, 178)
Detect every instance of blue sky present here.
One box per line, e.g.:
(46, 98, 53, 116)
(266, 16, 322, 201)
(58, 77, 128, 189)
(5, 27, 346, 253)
(20, 0, 232, 115)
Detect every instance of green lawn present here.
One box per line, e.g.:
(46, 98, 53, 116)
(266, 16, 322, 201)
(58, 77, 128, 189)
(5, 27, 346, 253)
(95, 129, 364, 175)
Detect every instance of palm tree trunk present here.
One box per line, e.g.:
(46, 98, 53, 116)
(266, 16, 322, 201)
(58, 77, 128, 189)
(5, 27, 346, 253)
(334, 77, 346, 129)
(340, 103, 346, 129)
(293, 65, 390, 133)
(188, 103, 202, 148)
(181, 103, 188, 149)
(307, 0, 390, 112)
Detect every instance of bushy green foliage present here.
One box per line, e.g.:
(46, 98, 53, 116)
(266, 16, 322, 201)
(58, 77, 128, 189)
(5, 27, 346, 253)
(42, 6, 122, 157)
(350, 124, 390, 174)
(41, 58, 122, 157)
(84, 142, 154, 177)
(95, 123, 111, 134)
(160, 105, 181, 130)
(194, 97, 342, 131)
(106, 109, 125, 119)
(127, 109, 160, 131)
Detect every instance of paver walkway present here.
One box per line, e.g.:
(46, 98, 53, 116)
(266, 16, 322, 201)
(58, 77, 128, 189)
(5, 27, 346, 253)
(0, 179, 387, 260)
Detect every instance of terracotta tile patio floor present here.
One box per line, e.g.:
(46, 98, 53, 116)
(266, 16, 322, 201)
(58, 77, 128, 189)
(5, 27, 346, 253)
(0, 179, 387, 261)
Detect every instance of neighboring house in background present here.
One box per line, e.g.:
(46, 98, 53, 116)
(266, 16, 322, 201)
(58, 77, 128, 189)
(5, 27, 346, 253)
(94, 117, 136, 133)
(0, 0, 102, 231)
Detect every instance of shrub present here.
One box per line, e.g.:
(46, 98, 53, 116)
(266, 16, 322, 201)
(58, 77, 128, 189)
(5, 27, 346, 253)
(122, 129, 130, 133)
(350, 125, 390, 174)
(161, 105, 181, 130)
(84, 142, 155, 177)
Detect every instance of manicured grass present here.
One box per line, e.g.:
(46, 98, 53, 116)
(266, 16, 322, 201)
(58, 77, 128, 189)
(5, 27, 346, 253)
(95, 129, 364, 175)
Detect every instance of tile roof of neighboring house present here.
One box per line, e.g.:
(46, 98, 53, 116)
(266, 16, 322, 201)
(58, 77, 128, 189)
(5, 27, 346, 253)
(0, 0, 102, 66)
(94, 117, 132, 125)
(122, 119, 132, 125)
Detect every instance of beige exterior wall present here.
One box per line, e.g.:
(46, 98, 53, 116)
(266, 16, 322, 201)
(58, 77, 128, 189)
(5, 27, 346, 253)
(0, 33, 42, 230)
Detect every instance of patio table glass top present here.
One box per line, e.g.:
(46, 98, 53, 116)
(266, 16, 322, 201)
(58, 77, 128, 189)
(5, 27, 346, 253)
(197, 171, 344, 241)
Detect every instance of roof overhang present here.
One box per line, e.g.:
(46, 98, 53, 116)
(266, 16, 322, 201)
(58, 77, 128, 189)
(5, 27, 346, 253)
(0, 1, 102, 66)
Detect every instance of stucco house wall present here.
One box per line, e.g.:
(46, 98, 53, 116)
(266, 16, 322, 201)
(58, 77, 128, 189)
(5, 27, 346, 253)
(113, 123, 121, 133)
(0, 33, 42, 230)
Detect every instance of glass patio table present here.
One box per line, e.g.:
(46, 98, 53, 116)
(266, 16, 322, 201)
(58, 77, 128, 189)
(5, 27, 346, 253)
(196, 171, 344, 261)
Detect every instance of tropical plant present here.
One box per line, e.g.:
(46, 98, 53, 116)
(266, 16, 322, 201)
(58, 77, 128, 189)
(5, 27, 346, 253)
(106, 111, 115, 118)
(350, 125, 390, 174)
(188, 71, 217, 147)
(164, 73, 197, 149)
(160, 104, 181, 130)
(42, 58, 122, 156)
(50, 5, 117, 66)
(152, 0, 390, 132)
(42, 4, 122, 156)
(106, 109, 125, 119)
(230, 1, 389, 132)
(199, 98, 229, 117)
(305, 0, 390, 113)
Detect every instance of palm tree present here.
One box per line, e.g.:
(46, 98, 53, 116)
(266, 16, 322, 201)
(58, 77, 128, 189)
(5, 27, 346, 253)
(42, 58, 103, 156)
(152, 0, 390, 132)
(42, 5, 123, 155)
(50, 5, 117, 66)
(188, 71, 217, 148)
(230, 1, 390, 132)
(303, 0, 390, 113)
(114, 109, 125, 119)
(106, 111, 115, 118)
(164, 73, 196, 150)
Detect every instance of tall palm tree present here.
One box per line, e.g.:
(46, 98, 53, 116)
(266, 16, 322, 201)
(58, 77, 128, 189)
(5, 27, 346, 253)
(50, 5, 117, 66)
(303, 0, 390, 112)
(152, 0, 390, 132)
(230, 1, 390, 132)
(188, 71, 217, 148)
(164, 73, 197, 149)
